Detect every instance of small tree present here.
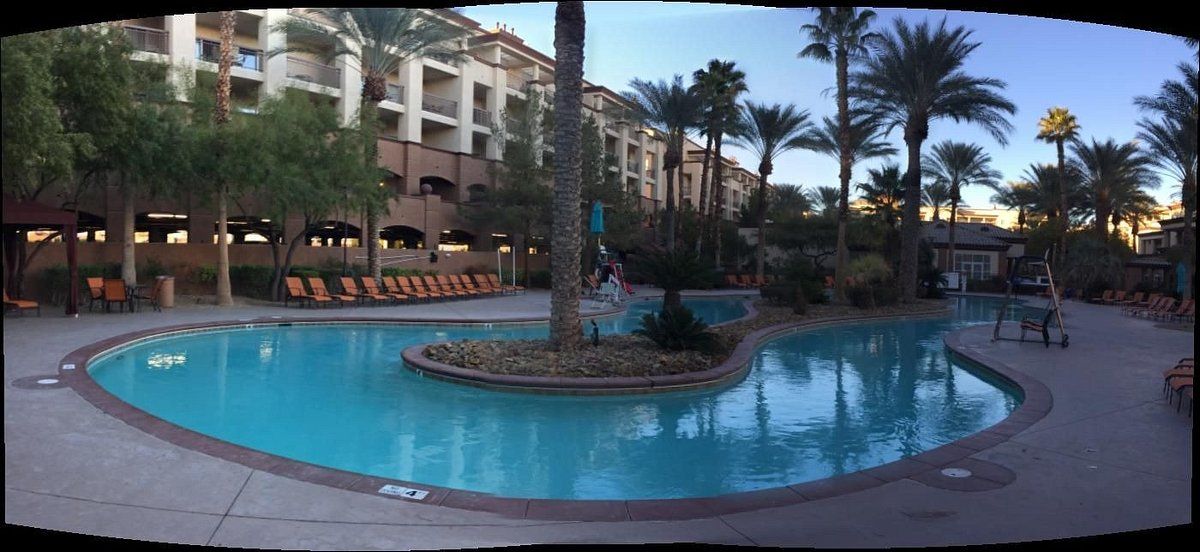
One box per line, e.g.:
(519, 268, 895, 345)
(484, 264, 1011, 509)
(632, 246, 715, 310)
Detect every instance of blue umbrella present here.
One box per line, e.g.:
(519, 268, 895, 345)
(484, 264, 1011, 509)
(589, 200, 604, 234)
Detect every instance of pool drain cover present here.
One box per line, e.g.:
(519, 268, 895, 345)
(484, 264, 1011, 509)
(940, 468, 973, 478)
(37, 378, 59, 385)
(11, 375, 69, 390)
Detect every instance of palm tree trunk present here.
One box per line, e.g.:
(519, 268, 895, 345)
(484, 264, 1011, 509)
(1094, 191, 1109, 241)
(834, 47, 851, 302)
(947, 190, 959, 273)
(1182, 173, 1195, 299)
(755, 172, 769, 280)
(663, 144, 678, 252)
(121, 178, 136, 285)
(549, 1, 585, 351)
(695, 131, 713, 254)
(1056, 138, 1068, 259)
(711, 132, 726, 269)
(360, 98, 383, 281)
(214, 10, 235, 307)
(899, 132, 923, 302)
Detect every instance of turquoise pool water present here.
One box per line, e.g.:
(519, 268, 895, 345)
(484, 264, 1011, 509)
(88, 296, 1020, 500)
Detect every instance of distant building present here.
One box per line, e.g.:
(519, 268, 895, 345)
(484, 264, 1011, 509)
(920, 221, 1027, 280)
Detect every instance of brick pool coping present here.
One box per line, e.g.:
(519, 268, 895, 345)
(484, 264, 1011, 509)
(56, 301, 1052, 522)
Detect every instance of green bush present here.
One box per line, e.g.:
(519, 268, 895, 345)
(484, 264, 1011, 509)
(381, 267, 429, 277)
(630, 247, 716, 309)
(192, 265, 217, 284)
(138, 258, 169, 281)
(760, 279, 827, 308)
(919, 265, 949, 299)
(847, 254, 892, 285)
(633, 305, 725, 354)
(846, 280, 900, 309)
(229, 265, 275, 300)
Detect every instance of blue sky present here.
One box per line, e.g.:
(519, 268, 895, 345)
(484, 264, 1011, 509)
(460, 2, 1193, 207)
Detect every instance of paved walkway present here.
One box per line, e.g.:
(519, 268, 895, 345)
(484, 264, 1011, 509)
(4, 292, 1192, 547)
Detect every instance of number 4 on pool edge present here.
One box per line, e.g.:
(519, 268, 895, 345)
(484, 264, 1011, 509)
(378, 484, 429, 500)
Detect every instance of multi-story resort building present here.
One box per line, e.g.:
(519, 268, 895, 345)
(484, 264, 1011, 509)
(22, 8, 739, 276)
(680, 136, 761, 221)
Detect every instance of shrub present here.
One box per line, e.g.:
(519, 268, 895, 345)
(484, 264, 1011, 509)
(229, 265, 275, 300)
(760, 280, 827, 308)
(847, 254, 892, 285)
(192, 265, 217, 285)
(846, 280, 899, 309)
(919, 265, 949, 299)
(630, 247, 716, 310)
(381, 267, 427, 277)
(138, 258, 169, 281)
(634, 305, 725, 354)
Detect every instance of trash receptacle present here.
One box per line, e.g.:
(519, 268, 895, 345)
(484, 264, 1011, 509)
(158, 275, 175, 308)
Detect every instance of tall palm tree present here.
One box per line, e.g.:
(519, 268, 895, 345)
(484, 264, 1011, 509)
(851, 17, 1016, 301)
(1069, 137, 1159, 241)
(214, 11, 236, 306)
(271, 8, 467, 280)
(770, 183, 812, 222)
(710, 104, 747, 267)
(799, 6, 880, 302)
(1036, 107, 1081, 258)
(549, 1, 585, 351)
(1109, 186, 1158, 244)
(691, 59, 748, 255)
(729, 101, 816, 280)
(809, 185, 842, 218)
(922, 179, 951, 221)
(1135, 61, 1196, 298)
(857, 163, 905, 230)
(623, 75, 704, 251)
(986, 181, 1034, 233)
(921, 141, 1000, 270)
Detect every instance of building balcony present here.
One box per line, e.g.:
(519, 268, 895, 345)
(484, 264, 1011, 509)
(422, 93, 458, 118)
(506, 69, 534, 91)
(626, 160, 639, 173)
(124, 26, 169, 54)
(286, 56, 340, 88)
(385, 83, 404, 104)
(196, 39, 264, 72)
(472, 107, 492, 127)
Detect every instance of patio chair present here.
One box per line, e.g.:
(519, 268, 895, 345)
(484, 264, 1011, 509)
(724, 274, 740, 288)
(472, 274, 503, 295)
(85, 277, 105, 312)
(754, 275, 768, 287)
(3, 290, 40, 317)
(425, 275, 464, 298)
(1136, 297, 1177, 319)
(583, 274, 601, 297)
(361, 276, 405, 303)
(1167, 376, 1193, 412)
(102, 279, 129, 313)
(340, 277, 382, 305)
(443, 275, 479, 297)
(382, 276, 419, 303)
(409, 276, 448, 300)
(1104, 290, 1126, 305)
(1156, 299, 1193, 323)
(487, 273, 524, 294)
(285, 277, 328, 308)
(1126, 296, 1168, 317)
(307, 277, 354, 306)
(824, 275, 836, 289)
(1122, 293, 1161, 314)
(1163, 366, 1194, 396)
(456, 274, 493, 296)
(136, 276, 165, 312)
(396, 276, 436, 301)
(1088, 289, 1114, 304)
(1114, 291, 1144, 310)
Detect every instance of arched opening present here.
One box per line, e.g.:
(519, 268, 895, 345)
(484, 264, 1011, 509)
(466, 184, 488, 203)
(420, 176, 457, 202)
(215, 215, 279, 245)
(437, 228, 475, 252)
(380, 225, 424, 249)
(305, 220, 362, 247)
(136, 212, 189, 243)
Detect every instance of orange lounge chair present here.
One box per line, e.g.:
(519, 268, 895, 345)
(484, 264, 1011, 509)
(362, 276, 405, 303)
(308, 277, 355, 305)
(85, 277, 105, 311)
(1088, 289, 1114, 304)
(487, 273, 524, 294)
(1156, 299, 1194, 323)
(472, 274, 502, 294)
(1135, 297, 1177, 319)
(583, 274, 602, 297)
(738, 274, 756, 288)
(340, 277, 384, 305)
(285, 277, 330, 308)
(1167, 376, 1193, 412)
(754, 275, 768, 287)
(409, 276, 448, 300)
(724, 274, 740, 288)
(1126, 295, 1167, 317)
(3, 290, 40, 316)
(443, 275, 479, 297)
(1104, 290, 1127, 305)
(1123, 292, 1161, 314)
(458, 274, 494, 296)
(1163, 366, 1194, 395)
(824, 275, 836, 289)
(383, 276, 421, 302)
(102, 279, 129, 313)
(137, 277, 165, 312)
(425, 275, 465, 298)
(397, 276, 438, 301)
(1115, 291, 1144, 309)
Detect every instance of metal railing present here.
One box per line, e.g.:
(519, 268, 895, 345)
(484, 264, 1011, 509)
(196, 39, 264, 71)
(422, 93, 457, 117)
(286, 56, 341, 88)
(124, 26, 169, 54)
(385, 83, 404, 103)
(472, 108, 492, 127)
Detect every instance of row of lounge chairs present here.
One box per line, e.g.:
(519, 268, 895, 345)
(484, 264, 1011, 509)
(284, 274, 524, 308)
(725, 274, 778, 289)
(1164, 357, 1193, 416)
(1104, 292, 1195, 323)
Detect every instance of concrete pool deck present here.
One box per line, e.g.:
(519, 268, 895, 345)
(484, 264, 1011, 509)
(4, 290, 1192, 547)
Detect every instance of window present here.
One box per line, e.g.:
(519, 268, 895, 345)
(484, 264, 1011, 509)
(954, 253, 992, 281)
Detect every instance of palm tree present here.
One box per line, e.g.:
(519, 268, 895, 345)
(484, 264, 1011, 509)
(809, 186, 842, 218)
(710, 104, 747, 268)
(623, 75, 704, 251)
(1069, 137, 1159, 241)
(1036, 107, 1081, 257)
(986, 181, 1034, 233)
(922, 179, 951, 221)
(729, 101, 816, 280)
(1135, 62, 1196, 298)
(549, 1, 586, 351)
(1110, 186, 1158, 244)
(271, 8, 467, 281)
(851, 17, 1016, 301)
(691, 60, 748, 254)
(214, 11, 236, 306)
(921, 141, 1000, 271)
(799, 6, 880, 303)
(770, 183, 812, 222)
(857, 163, 905, 229)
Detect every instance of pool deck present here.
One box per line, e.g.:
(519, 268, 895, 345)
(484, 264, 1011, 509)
(4, 290, 1192, 547)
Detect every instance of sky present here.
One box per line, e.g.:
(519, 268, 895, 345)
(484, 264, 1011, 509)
(459, 2, 1194, 208)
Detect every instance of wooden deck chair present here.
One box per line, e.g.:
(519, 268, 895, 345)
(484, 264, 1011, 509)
(1158, 299, 1193, 322)
(86, 277, 105, 312)
(1115, 291, 1144, 309)
(446, 275, 480, 296)
(285, 277, 329, 308)
(3, 290, 40, 316)
(340, 277, 380, 305)
(1139, 297, 1177, 319)
(362, 276, 404, 303)
(308, 277, 354, 305)
(102, 279, 129, 313)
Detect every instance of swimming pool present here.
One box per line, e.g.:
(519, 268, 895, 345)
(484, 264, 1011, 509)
(86, 295, 1020, 500)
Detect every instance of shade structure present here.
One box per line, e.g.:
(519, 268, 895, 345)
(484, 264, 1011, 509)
(589, 200, 604, 234)
(2, 195, 79, 316)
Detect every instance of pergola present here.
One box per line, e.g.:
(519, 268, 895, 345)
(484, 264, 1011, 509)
(2, 195, 79, 316)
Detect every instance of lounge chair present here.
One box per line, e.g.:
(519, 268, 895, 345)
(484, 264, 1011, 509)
(382, 276, 419, 303)
(396, 276, 435, 301)
(410, 276, 449, 300)
(1126, 296, 1168, 317)
(1167, 376, 1193, 412)
(362, 276, 405, 303)
(424, 275, 463, 298)
(102, 279, 129, 313)
(487, 273, 524, 294)
(340, 277, 384, 305)
(1156, 299, 1194, 323)
(737, 274, 755, 288)
(307, 277, 355, 305)
(1163, 366, 1194, 396)
(285, 277, 330, 308)
(1115, 291, 1144, 309)
(444, 275, 479, 297)
(472, 274, 502, 295)
(754, 275, 768, 287)
(1122, 292, 1161, 314)
(1104, 290, 1127, 305)
(824, 275, 836, 289)
(1136, 297, 1177, 319)
(724, 274, 741, 288)
(85, 277, 105, 312)
(3, 290, 40, 316)
(1088, 289, 1114, 304)
(458, 274, 494, 296)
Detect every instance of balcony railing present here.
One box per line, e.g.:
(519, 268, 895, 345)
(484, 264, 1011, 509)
(472, 108, 492, 127)
(385, 83, 404, 103)
(286, 56, 340, 88)
(124, 26, 169, 54)
(626, 160, 639, 173)
(506, 70, 534, 91)
(196, 39, 264, 72)
(422, 93, 457, 117)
